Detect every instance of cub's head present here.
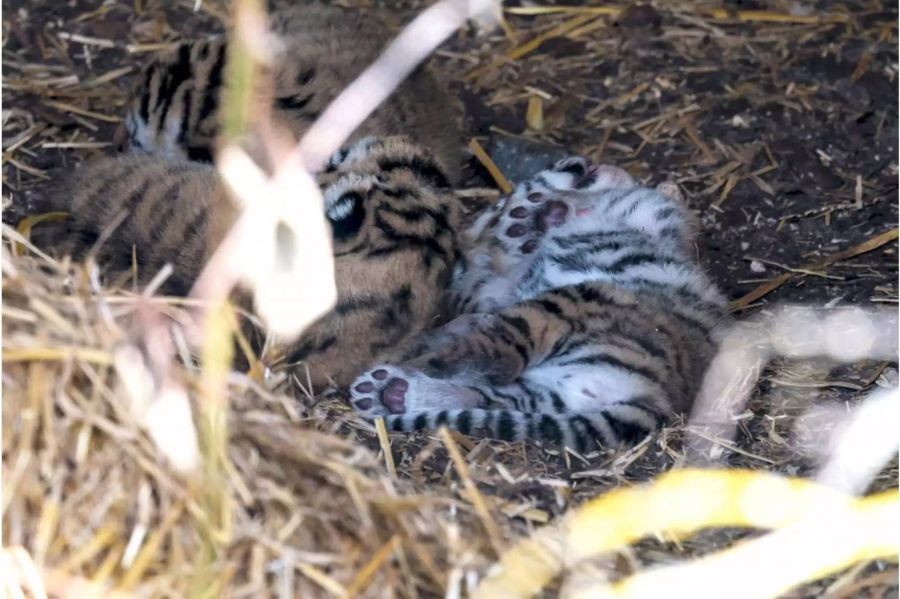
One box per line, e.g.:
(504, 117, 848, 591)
(316, 136, 460, 257)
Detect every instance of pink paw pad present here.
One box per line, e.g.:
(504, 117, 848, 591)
(537, 200, 569, 231)
(382, 378, 409, 413)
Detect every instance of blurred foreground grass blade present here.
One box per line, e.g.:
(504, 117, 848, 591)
(474, 468, 900, 598)
(220, 0, 268, 142)
(187, 0, 272, 594)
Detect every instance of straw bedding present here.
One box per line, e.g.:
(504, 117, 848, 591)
(3, 0, 898, 596)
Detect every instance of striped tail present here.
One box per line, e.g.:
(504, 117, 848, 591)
(384, 406, 665, 454)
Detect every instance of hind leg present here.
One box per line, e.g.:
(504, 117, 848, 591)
(349, 310, 537, 419)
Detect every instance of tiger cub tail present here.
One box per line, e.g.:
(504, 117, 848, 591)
(383, 405, 666, 454)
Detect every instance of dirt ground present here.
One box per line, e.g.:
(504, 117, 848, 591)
(2, 0, 898, 596)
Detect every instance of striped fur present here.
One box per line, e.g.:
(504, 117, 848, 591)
(349, 157, 728, 452)
(46, 136, 462, 390)
(117, 3, 464, 182)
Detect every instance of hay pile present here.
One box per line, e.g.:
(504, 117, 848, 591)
(2, 243, 498, 597)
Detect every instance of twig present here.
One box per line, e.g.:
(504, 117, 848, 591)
(731, 228, 899, 311)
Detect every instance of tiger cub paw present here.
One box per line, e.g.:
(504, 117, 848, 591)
(350, 366, 412, 417)
(655, 181, 685, 204)
(349, 364, 486, 419)
(548, 157, 634, 191)
(497, 194, 570, 256)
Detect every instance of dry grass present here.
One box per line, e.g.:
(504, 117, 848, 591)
(3, 0, 899, 597)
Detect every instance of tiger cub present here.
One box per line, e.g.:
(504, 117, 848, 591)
(349, 157, 728, 452)
(118, 2, 464, 182)
(48, 136, 462, 389)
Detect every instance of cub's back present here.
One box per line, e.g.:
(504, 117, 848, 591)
(120, 3, 464, 181)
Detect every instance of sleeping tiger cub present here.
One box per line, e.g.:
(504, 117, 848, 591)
(349, 157, 728, 452)
(47, 136, 462, 389)
(118, 2, 464, 182)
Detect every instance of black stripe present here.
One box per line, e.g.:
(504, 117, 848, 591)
(501, 339, 528, 368)
(110, 172, 156, 224)
(499, 314, 530, 338)
(659, 226, 681, 239)
(549, 391, 566, 414)
(167, 202, 208, 250)
(456, 411, 472, 435)
(176, 86, 191, 147)
(276, 93, 313, 111)
(554, 286, 581, 304)
(518, 381, 542, 412)
(574, 284, 613, 306)
(655, 206, 676, 221)
(621, 396, 666, 426)
(538, 415, 563, 444)
(603, 411, 652, 445)
(497, 411, 517, 440)
(603, 188, 636, 210)
(605, 253, 674, 274)
(618, 330, 669, 361)
(198, 40, 226, 128)
(155, 43, 194, 126)
(559, 353, 662, 387)
(554, 232, 626, 248)
(412, 413, 429, 430)
(376, 156, 450, 190)
(568, 415, 601, 453)
(536, 298, 564, 316)
(623, 197, 643, 217)
(137, 67, 153, 121)
(491, 388, 520, 405)
(481, 409, 494, 432)
(286, 335, 336, 362)
(376, 184, 420, 200)
(369, 213, 449, 268)
(334, 294, 383, 315)
(550, 252, 593, 272)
